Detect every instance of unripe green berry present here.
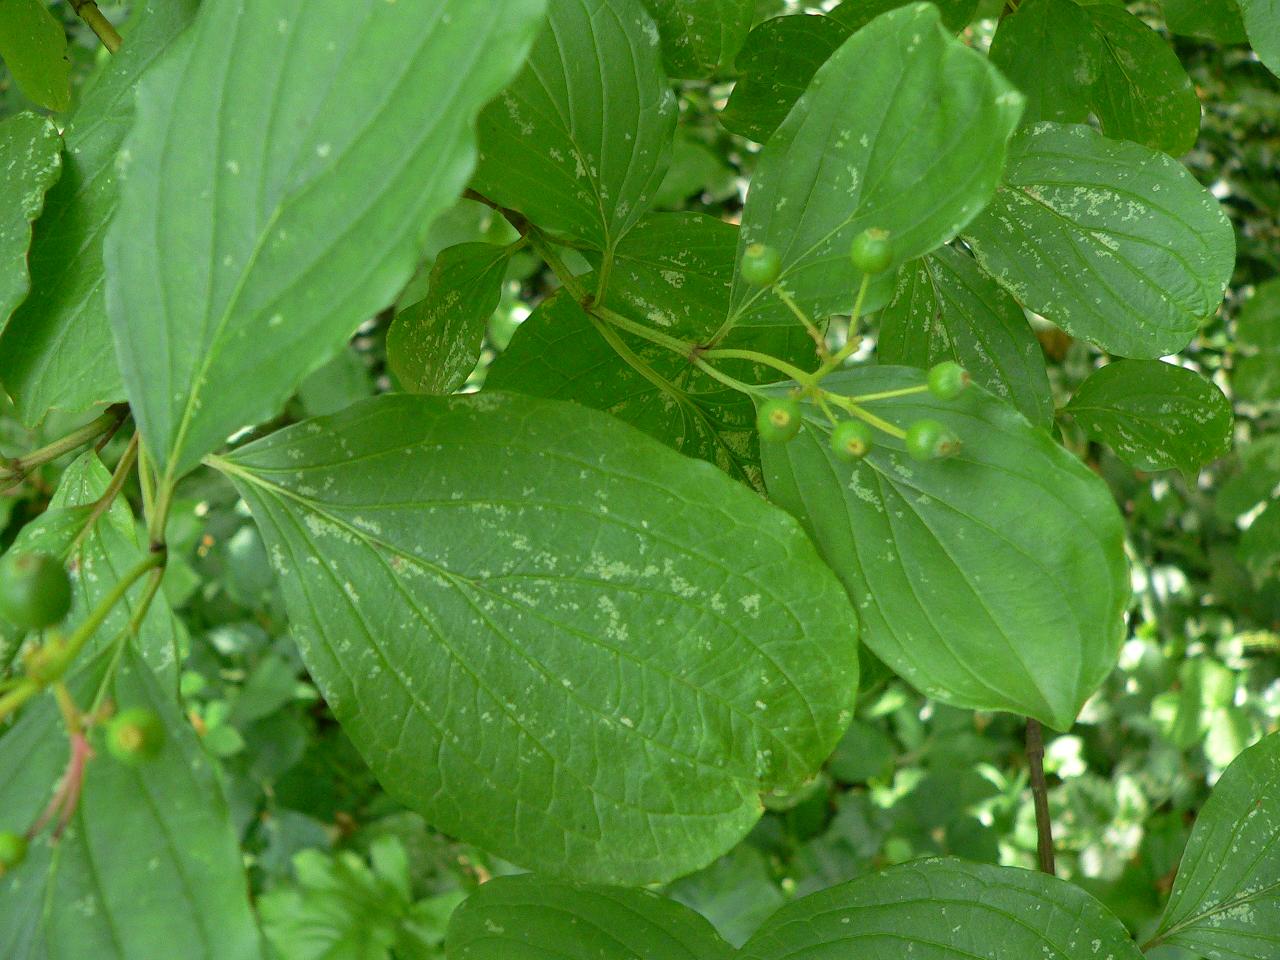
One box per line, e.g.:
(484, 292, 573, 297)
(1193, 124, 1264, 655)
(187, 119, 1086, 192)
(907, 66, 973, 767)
(106, 708, 165, 765)
(756, 398, 803, 443)
(927, 361, 970, 400)
(0, 552, 72, 630)
(0, 831, 27, 876)
(830, 420, 873, 461)
(905, 419, 961, 462)
(741, 243, 782, 287)
(849, 228, 893, 275)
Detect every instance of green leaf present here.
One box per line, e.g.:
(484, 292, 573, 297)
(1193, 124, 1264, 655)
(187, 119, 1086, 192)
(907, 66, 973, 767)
(1152, 732, 1280, 958)
(640, 0, 754, 78)
(962, 122, 1235, 358)
(1234, 278, 1280, 404)
(216, 393, 860, 884)
(988, 0, 1099, 126)
(0, 0, 200, 425)
(879, 244, 1054, 428)
(387, 242, 513, 395)
(741, 858, 1144, 959)
(0, 0, 70, 111)
(105, 0, 548, 481)
(759, 365, 1128, 729)
(487, 212, 809, 489)
(718, 14, 849, 145)
(1160, 0, 1248, 43)
(1239, 0, 1280, 77)
(0, 112, 61, 335)
(1065, 360, 1234, 474)
(0, 647, 262, 960)
(830, 0, 978, 32)
(446, 875, 734, 958)
(472, 0, 676, 251)
(1240, 501, 1280, 584)
(1086, 3, 1202, 156)
(728, 4, 1023, 330)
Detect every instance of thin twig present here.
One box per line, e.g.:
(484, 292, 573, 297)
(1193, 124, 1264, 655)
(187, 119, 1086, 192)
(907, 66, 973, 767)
(69, 0, 123, 53)
(1026, 718, 1056, 875)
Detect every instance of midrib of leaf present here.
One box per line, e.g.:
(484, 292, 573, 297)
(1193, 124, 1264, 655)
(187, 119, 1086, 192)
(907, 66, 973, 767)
(217, 453, 814, 780)
(1153, 877, 1280, 949)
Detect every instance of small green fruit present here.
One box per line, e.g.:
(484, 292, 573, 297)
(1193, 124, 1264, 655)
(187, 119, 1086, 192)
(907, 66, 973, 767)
(0, 831, 27, 876)
(741, 243, 782, 286)
(849, 228, 893, 275)
(106, 708, 165, 765)
(831, 420, 873, 461)
(905, 419, 962, 462)
(757, 398, 803, 442)
(0, 552, 72, 630)
(927, 361, 970, 400)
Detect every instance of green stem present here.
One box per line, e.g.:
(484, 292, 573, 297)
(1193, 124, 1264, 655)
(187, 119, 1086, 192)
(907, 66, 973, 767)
(850, 385, 930, 403)
(700, 348, 815, 386)
(824, 394, 907, 439)
(595, 305, 696, 356)
(595, 248, 615, 305)
(691, 359, 766, 397)
(814, 274, 873, 379)
(1, 405, 128, 486)
(70, 433, 139, 553)
(0, 551, 166, 723)
(772, 286, 829, 359)
(70, 0, 122, 53)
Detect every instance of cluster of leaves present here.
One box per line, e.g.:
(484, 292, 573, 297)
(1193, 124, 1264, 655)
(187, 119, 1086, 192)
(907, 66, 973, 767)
(1, 0, 1279, 958)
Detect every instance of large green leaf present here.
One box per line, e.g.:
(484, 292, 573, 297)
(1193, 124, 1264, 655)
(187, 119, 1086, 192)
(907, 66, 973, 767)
(387, 242, 514, 395)
(1085, 3, 1201, 156)
(988, 0, 1098, 126)
(443, 859, 1143, 960)
(1160, 0, 1247, 43)
(215, 393, 860, 884)
(727, 4, 1023, 331)
(446, 876, 734, 958)
(0, 0, 70, 111)
(760, 365, 1128, 728)
(717, 14, 849, 145)
(105, 0, 547, 481)
(0, 647, 262, 960)
(472, 0, 676, 252)
(741, 858, 1144, 959)
(1150, 732, 1280, 958)
(0, 0, 200, 426)
(640, 0, 753, 78)
(1239, 0, 1280, 76)
(831, 0, 978, 32)
(962, 122, 1235, 358)
(0, 113, 61, 334)
(487, 212, 809, 489)
(1065, 360, 1234, 474)
(879, 244, 1054, 427)
(1234, 278, 1280, 404)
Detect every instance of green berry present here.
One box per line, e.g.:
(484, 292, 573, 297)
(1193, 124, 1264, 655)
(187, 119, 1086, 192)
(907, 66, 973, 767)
(927, 361, 970, 400)
(831, 420, 873, 461)
(106, 708, 165, 765)
(741, 243, 782, 286)
(756, 398, 803, 443)
(905, 419, 961, 462)
(0, 831, 27, 876)
(849, 228, 893, 275)
(0, 553, 72, 630)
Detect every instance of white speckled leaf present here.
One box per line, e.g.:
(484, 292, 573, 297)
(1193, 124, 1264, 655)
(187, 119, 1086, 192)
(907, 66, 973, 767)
(728, 3, 1023, 330)
(640, 0, 753, 78)
(216, 392, 860, 885)
(0, 112, 61, 335)
(387, 241, 514, 395)
(472, 0, 677, 251)
(760, 365, 1129, 729)
(0, 0, 199, 425)
(962, 122, 1235, 358)
(1066, 360, 1233, 474)
(741, 859, 1144, 959)
(1152, 732, 1280, 959)
(105, 0, 547, 480)
(879, 244, 1054, 427)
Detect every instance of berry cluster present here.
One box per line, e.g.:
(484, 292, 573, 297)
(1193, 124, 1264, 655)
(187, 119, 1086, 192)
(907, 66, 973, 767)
(744, 229, 971, 464)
